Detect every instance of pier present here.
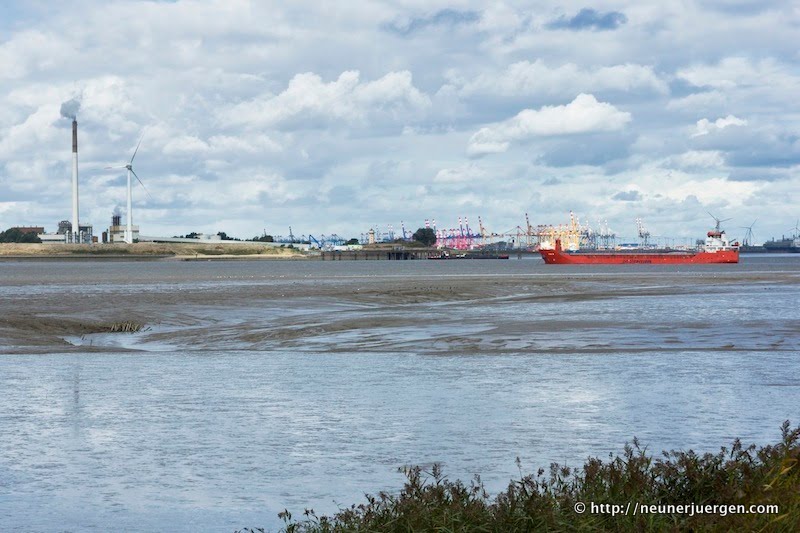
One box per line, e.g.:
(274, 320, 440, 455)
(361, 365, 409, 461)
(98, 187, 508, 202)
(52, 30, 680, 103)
(318, 247, 434, 260)
(317, 247, 534, 260)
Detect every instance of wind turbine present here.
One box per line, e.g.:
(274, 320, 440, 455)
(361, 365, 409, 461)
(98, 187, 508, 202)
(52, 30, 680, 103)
(106, 134, 150, 244)
(740, 219, 757, 247)
(707, 211, 731, 232)
(789, 220, 800, 239)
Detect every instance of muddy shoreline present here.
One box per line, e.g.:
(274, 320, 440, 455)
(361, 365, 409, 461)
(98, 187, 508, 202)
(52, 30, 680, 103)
(2, 260, 798, 356)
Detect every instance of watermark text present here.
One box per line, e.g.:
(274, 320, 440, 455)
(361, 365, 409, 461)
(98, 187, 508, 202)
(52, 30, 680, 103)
(573, 501, 779, 517)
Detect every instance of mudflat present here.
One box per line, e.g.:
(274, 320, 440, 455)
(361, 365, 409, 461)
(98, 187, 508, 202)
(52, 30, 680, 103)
(2, 258, 798, 356)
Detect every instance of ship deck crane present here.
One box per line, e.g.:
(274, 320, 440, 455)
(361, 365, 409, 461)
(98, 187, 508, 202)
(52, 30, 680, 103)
(636, 217, 651, 247)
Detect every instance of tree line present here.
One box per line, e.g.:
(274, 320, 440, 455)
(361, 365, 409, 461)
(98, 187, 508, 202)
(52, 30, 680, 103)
(0, 228, 42, 243)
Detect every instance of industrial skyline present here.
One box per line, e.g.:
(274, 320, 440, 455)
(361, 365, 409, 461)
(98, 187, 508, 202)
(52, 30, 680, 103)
(0, 1, 798, 241)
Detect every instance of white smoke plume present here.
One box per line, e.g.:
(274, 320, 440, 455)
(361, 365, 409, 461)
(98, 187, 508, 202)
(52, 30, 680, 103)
(60, 97, 81, 120)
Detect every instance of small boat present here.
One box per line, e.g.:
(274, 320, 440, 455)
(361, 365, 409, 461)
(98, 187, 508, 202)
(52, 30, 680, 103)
(428, 252, 510, 260)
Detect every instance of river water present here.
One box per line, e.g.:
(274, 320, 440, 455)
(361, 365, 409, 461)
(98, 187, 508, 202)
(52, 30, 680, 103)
(1, 255, 799, 531)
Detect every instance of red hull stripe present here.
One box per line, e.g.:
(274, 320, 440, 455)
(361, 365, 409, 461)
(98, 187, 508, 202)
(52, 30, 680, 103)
(539, 250, 739, 264)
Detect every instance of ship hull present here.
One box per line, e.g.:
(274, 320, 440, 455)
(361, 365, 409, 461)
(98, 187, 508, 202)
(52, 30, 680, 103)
(763, 245, 800, 253)
(540, 248, 739, 264)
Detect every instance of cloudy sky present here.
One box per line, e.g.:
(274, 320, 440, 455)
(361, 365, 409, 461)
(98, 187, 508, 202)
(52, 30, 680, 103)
(1, 0, 798, 242)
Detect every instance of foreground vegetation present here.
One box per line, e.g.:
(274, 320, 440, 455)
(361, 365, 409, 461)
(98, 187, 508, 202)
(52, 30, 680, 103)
(241, 422, 799, 532)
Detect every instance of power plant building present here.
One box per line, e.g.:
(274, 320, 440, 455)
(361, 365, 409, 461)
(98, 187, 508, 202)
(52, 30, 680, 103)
(54, 220, 93, 243)
(108, 214, 138, 243)
(37, 221, 93, 244)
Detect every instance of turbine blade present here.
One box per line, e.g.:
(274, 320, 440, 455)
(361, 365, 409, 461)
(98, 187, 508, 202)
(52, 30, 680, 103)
(130, 132, 145, 164)
(130, 169, 153, 200)
(104, 165, 126, 170)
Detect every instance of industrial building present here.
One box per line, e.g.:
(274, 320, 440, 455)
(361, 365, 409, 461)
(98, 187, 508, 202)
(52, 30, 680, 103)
(106, 214, 139, 243)
(11, 226, 44, 235)
(36, 221, 94, 244)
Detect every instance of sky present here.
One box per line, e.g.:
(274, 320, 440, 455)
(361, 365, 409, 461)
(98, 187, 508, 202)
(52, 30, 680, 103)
(0, 0, 798, 243)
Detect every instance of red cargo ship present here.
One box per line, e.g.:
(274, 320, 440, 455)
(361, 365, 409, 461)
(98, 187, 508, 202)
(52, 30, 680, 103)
(540, 227, 739, 265)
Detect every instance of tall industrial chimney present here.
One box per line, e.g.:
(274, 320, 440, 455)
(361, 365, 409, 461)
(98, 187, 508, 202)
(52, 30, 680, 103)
(71, 119, 80, 244)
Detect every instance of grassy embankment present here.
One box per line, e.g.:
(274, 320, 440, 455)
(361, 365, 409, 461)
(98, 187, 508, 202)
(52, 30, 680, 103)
(241, 422, 799, 532)
(0, 242, 305, 258)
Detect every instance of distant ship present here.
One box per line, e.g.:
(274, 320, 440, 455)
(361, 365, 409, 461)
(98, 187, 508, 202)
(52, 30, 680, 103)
(738, 244, 767, 253)
(540, 225, 739, 265)
(763, 237, 800, 253)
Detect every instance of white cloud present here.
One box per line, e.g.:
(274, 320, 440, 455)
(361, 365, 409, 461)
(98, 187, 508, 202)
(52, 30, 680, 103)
(0, 104, 60, 155)
(691, 115, 747, 137)
(666, 91, 727, 112)
(434, 163, 487, 183)
(476, 3, 524, 33)
(0, 30, 71, 81)
(669, 150, 725, 169)
(209, 135, 282, 154)
(224, 70, 430, 128)
(677, 57, 787, 89)
(229, 174, 301, 204)
(446, 60, 668, 98)
(161, 134, 283, 157)
(661, 176, 760, 206)
(163, 135, 209, 155)
(467, 94, 631, 156)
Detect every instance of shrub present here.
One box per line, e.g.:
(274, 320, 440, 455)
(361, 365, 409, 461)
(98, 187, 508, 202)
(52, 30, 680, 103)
(239, 421, 799, 532)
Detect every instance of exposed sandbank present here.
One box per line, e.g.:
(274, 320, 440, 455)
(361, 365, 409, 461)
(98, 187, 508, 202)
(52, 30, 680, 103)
(0, 242, 306, 260)
(2, 263, 798, 355)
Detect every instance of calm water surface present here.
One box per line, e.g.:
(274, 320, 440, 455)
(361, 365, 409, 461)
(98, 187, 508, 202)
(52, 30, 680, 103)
(1, 256, 799, 531)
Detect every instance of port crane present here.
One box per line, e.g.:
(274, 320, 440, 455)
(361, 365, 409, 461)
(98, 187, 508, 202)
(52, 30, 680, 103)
(596, 219, 616, 249)
(524, 213, 535, 248)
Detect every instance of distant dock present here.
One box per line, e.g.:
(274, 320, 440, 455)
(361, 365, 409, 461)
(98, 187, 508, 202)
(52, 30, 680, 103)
(318, 247, 534, 260)
(319, 248, 432, 260)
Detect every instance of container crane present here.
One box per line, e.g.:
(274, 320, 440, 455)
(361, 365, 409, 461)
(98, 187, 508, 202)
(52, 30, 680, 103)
(525, 212, 535, 248)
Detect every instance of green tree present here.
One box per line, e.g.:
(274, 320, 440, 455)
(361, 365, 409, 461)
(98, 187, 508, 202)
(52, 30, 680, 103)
(345, 238, 359, 245)
(0, 228, 42, 243)
(412, 227, 436, 247)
